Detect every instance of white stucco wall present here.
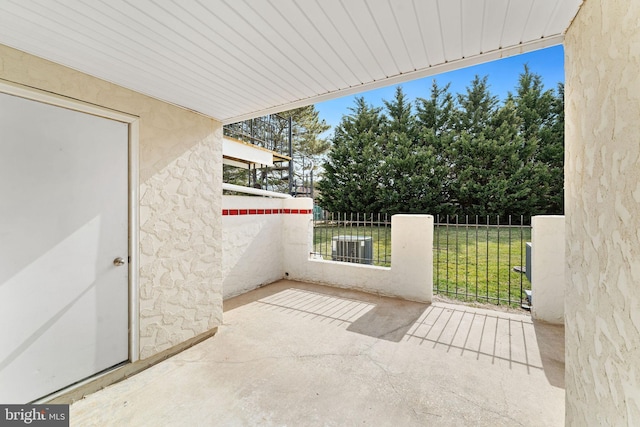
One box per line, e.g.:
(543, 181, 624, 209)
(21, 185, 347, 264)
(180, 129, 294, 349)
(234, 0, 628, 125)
(0, 44, 223, 360)
(530, 215, 564, 325)
(565, 0, 640, 424)
(222, 196, 285, 299)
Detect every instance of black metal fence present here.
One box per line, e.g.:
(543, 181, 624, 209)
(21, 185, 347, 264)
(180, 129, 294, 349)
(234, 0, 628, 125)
(433, 215, 531, 307)
(312, 212, 532, 308)
(312, 212, 391, 266)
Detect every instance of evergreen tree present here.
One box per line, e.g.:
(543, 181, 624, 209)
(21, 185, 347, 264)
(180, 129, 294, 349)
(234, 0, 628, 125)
(317, 98, 384, 213)
(379, 87, 422, 213)
(382, 86, 415, 137)
(317, 70, 564, 217)
(448, 76, 496, 215)
(415, 81, 457, 215)
(541, 83, 564, 214)
(484, 100, 535, 216)
(454, 75, 499, 135)
(508, 66, 564, 214)
(416, 81, 456, 137)
(448, 76, 534, 216)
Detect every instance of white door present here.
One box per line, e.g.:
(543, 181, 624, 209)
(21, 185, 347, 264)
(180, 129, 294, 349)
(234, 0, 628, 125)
(0, 92, 129, 403)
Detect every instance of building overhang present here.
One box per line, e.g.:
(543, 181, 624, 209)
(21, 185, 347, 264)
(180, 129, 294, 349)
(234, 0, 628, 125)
(0, 1, 583, 123)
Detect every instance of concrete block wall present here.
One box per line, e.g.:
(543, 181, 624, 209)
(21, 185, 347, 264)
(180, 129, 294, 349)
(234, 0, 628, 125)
(530, 215, 565, 325)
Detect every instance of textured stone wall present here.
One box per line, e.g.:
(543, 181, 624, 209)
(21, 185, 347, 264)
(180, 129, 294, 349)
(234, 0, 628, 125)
(565, 0, 640, 424)
(0, 44, 223, 360)
(139, 134, 221, 358)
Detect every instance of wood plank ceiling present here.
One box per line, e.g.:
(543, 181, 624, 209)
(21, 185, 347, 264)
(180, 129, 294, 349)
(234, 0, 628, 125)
(0, 0, 582, 124)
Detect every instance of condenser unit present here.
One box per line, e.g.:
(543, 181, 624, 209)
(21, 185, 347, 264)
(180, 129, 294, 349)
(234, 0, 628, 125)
(331, 235, 373, 265)
(525, 242, 532, 283)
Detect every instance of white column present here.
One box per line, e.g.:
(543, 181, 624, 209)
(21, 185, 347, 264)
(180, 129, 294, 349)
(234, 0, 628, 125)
(390, 215, 433, 303)
(531, 215, 565, 324)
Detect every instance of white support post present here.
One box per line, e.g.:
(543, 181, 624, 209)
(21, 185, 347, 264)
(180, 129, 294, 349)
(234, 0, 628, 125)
(531, 215, 565, 324)
(391, 215, 433, 303)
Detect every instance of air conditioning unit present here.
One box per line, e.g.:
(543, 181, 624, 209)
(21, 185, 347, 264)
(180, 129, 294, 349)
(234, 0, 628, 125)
(331, 235, 373, 265)
(525, 242, 532, 283)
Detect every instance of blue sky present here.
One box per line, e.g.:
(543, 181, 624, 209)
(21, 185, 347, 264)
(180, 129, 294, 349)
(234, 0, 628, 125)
(315, 45, 564, 133)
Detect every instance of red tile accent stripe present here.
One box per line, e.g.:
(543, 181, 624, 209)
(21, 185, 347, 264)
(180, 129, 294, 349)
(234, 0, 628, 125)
(222, 208, 312, 216)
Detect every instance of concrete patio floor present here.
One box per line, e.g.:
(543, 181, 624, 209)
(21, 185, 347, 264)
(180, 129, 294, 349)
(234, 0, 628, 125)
(70, 280, 565, 426)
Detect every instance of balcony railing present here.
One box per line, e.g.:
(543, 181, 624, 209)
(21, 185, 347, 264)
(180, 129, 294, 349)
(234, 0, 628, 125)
(223, 114, 292, 193)
(223, 114, 290, 158)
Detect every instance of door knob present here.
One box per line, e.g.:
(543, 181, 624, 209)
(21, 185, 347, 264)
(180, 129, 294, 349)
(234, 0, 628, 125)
(113, 257, 126, 266)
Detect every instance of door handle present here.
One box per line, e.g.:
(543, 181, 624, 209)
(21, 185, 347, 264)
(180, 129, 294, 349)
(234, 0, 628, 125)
(113, 257, 126, 267)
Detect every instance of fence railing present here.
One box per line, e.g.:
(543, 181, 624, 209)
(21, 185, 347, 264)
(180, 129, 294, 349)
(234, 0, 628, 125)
(312, 212, 391, 266)
(312, 212, 532, 308)
(433, 215, 531, 307)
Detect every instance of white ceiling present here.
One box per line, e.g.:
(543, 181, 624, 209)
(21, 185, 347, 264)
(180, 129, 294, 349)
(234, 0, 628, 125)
(0, 0, 582, 124)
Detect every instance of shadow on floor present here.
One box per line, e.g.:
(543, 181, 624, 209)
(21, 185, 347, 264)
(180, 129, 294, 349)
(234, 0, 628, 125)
(225, 280, 564, 380)
(533, 320, 565, 389)
(347, 301, 429, 342)
(225, 280, 430, 343)
(72, 280, 566, 427)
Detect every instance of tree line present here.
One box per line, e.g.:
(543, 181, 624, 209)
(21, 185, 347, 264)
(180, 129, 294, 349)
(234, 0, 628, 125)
(317, 66, 564, 218)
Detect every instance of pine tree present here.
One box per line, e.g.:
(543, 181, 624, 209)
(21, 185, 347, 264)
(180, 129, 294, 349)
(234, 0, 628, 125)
(447, 76, 496, 215)
(317, 70, 564, 217)
(508, 66, 564, 214)
(317, 98, 384, 213)
(455, 75, 498, 135)
(484, 100, 534, 216)
(416, 80, 456, 137)
(415, 81, 457, 215)
(448, 76, 533, 216)
(379, 87, 419, 213)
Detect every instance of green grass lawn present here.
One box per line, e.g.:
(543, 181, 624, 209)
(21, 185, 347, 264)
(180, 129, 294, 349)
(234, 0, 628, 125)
(313, 223, 531, 307)
(433, 225, 531, 307)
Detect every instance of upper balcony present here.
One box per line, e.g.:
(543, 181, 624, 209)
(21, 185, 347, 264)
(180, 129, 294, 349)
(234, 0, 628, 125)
(223, 115, 292, 193)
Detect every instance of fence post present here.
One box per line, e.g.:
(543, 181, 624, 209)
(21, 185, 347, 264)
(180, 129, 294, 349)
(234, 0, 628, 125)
(531, 215, 565, 324)
(391, 215, 433, 303)
(282, 198, 314, 278)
